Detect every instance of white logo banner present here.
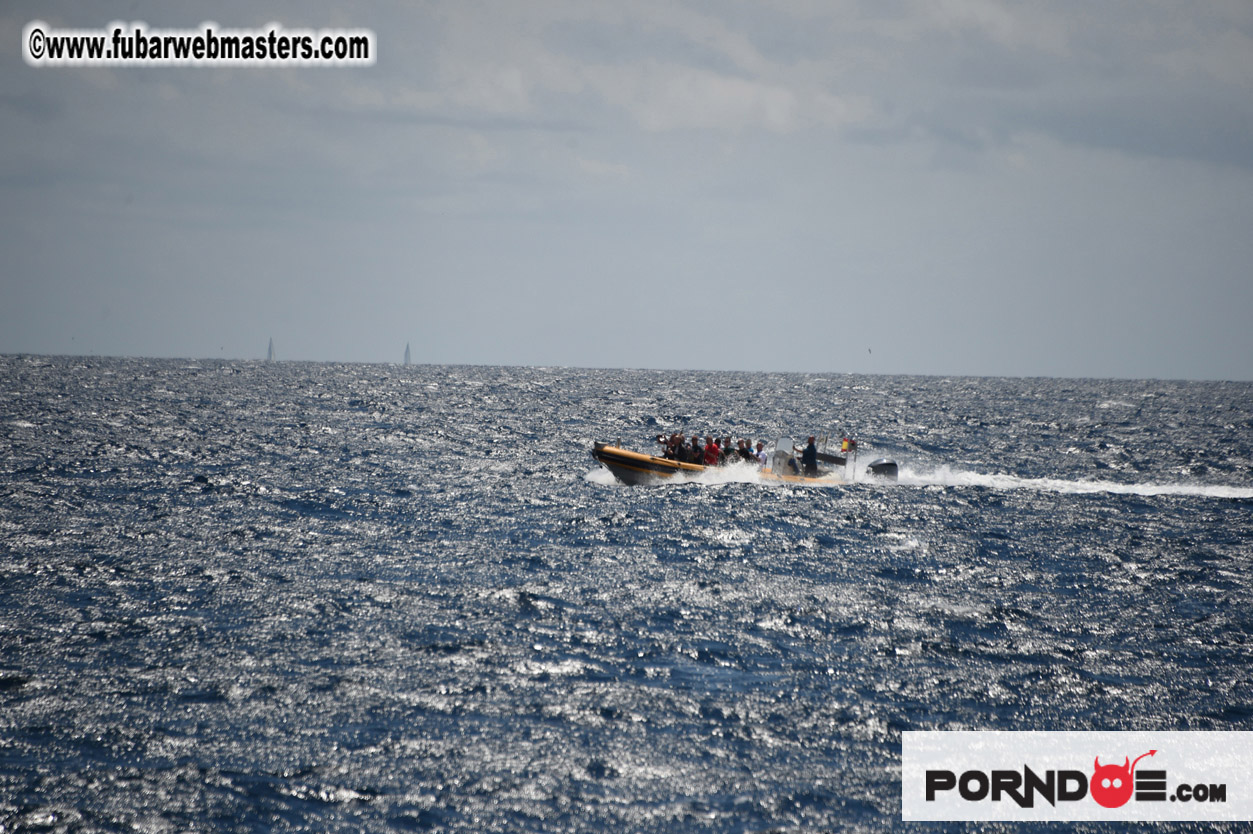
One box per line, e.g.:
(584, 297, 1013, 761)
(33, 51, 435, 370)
(903, 731, 1253, 821)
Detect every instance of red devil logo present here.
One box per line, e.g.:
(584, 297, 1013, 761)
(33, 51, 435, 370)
(1090, 750, 1156, 808)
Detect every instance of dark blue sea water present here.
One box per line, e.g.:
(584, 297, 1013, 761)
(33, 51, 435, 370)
(2, 356, 1251, 832)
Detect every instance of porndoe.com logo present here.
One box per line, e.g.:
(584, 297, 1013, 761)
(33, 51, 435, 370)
(902, 732, 1253, 822)
(926, 749, 1225, 809)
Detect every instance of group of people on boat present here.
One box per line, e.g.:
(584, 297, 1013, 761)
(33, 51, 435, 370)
(655, 433, 768, 467)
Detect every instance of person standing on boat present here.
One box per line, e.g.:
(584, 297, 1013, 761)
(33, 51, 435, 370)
(798, 436, 819, 477)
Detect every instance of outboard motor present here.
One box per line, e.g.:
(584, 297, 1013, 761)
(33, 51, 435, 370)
(866, 458, 898, 481)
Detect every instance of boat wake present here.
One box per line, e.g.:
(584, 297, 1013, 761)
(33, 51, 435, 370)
(587, 462, 1253, 499)
(897, 465, 1253, 499)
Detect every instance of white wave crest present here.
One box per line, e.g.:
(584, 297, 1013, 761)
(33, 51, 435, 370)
(583, 467, 620, 486)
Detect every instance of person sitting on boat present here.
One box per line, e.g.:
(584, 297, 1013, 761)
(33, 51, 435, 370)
(655, 434, 673, 459)
(796, 436, 819, 477)
(668, 433, 685, 460)
(680, 436, 700, 464)
(738, 439, 756, 463)
(703, 436, 721, 466)
(755, 441, 768, 466)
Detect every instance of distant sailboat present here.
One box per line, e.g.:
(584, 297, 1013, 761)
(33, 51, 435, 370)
(267, 338, 275, 362)
(404, 342, 411, 366)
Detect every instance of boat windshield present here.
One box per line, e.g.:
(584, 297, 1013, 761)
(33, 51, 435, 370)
(771, 436, 795, 475)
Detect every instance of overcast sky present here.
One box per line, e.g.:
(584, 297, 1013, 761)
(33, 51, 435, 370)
(4, 1, 1252, 379)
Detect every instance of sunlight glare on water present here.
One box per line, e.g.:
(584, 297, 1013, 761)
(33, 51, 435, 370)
(1, 357, 1250, 832)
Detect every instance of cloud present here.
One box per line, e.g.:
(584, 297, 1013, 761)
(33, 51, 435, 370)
(3, 0, 1251, 377)
(819, 1, 1253, 170)
(1157, 25, 1253, 88)
(919, 0, 1067, 51)
(356, 2, 871, 136)
(576, 156, 630, 180)
(583, 62, 791, 133)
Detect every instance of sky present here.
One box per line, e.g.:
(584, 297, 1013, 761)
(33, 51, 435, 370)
(3, 1, 1252, 380)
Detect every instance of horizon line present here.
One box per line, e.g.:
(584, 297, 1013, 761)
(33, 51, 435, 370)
(1, 350, 1248, 385)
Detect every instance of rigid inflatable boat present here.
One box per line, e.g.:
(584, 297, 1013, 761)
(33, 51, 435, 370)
(592, 437, 898, 486)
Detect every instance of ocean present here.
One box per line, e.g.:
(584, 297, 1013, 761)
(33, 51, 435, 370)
(2, 355, 1251, 832)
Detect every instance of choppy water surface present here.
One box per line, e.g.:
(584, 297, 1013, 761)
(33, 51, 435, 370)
(2, 356, 1251, 832)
